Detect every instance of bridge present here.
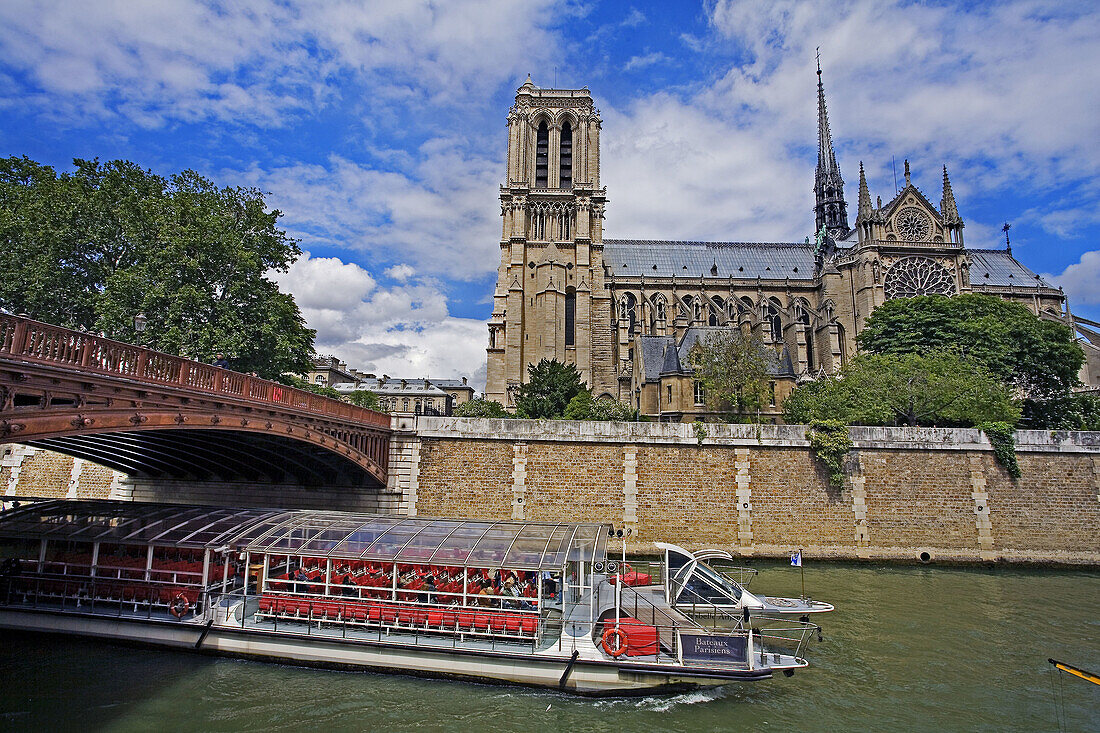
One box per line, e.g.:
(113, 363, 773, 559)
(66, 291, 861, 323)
(0, 314, 393, 505)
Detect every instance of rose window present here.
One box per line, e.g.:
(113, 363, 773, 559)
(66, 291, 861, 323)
(895, 207, 932, 241)
(884, 257, 956, 299)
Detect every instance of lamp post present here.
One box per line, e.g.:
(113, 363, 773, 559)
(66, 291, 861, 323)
(133, 313, 147, 345)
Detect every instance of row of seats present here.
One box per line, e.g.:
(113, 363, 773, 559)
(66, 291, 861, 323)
(12, 577, 200, 607)
(256, 594, 538, 638)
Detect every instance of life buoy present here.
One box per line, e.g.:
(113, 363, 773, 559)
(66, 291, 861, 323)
(170, 592, 190, 619)
(601, 626, 628, 657)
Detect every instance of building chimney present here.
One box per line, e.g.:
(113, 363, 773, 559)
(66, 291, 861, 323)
(461, 376, 468, 385)
(401, 379, 408, 389)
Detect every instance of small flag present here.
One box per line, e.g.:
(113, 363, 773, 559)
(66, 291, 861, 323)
(790, 550, 802, 567)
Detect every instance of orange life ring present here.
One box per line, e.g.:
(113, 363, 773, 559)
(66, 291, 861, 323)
(170, 592, 190, 619)
(601, 626, 628, 657)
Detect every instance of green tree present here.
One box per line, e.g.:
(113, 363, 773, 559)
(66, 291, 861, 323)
(0, 156, 315, 379)
(514, 359, 585, 419)
(858, 294, 1083, 402)
(453, 398, 511, 418)
(281, 374, 341, 399)
(563, 390, 634, 421)
(345, 390, 380, 410)
(688, 330, 770, 421)
(784, 351, 1020, 427)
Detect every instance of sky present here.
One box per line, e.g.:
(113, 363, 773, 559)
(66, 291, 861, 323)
(1, 0, 1098, 392)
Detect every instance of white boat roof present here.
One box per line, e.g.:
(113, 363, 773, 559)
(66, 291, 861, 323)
(0, 500, 609, 571)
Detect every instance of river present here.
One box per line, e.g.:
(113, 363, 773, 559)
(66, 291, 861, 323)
(0, 562, 1096, 732)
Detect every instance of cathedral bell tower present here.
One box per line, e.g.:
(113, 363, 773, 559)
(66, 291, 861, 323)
(814, 61, 849, 236)
(485, 77, 613, 407)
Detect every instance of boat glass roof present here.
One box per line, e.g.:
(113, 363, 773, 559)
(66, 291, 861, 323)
(0, 501, 609, 570)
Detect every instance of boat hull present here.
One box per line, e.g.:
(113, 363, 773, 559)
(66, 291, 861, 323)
(0, 608, 776, 695)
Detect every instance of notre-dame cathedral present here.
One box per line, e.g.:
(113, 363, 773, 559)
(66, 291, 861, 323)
(484, 70, 1081, 421)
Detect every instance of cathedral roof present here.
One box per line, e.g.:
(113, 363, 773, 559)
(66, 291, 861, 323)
(639, 328, 795, 380)
(968, 249, 1056, 289)
(603, 240, 815, 280)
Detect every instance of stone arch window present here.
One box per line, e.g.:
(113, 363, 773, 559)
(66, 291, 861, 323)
(314, 374, 325, 384)
(564, 287, 576, 346)
(559, 120, 573, 188)
(884, 256, 956, 300)
(653, 294, 667, 321)
(620, 293, 637, 332)
(680, 295, 693, 320)
(559, 211, 572, 239)
(794, 301, 815, 371)
(709, 296, 724, 326)
(762, 299, 783, 342)
(531, 211, 546, 240)
(535, 121, 549, 187)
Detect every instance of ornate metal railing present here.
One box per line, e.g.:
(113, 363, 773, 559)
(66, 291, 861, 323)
(0, 314, 390, 428)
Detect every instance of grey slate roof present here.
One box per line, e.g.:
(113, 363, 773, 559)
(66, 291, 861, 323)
(637, 328, 795, 381)
(603, 240, 815, 280)
(968, 249, 1054, 288)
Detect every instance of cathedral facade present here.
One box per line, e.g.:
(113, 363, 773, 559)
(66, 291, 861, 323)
(485, 71, 1070, 421)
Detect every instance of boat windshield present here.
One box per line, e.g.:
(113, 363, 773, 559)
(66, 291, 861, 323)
(677, 560, 743, 605)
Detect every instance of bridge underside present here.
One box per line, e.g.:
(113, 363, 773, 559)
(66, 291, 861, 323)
(24, 429, 380, 488)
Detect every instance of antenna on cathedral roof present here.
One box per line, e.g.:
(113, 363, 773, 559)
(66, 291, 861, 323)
(892, 156, 898, 193)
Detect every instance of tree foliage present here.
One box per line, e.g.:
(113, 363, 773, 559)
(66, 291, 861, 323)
(563, 390, 634, 421)
(688, 330, 771, 420)
(0, 156, 315, 379)
(514, 359, 586, 419)
(784, 351, 1020, 427)
(281, 374, 340, 399)
(857, 294, 1083, 402)
(453, 398, 511, 418)
(345, 390, 380, 410)
(807, 419, 853, 486)
(1020, 393, 1100, 431)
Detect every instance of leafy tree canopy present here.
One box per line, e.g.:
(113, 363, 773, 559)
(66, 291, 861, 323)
(563, 390, 635, 421)
(453, 398, 511, 418)
(345, 390, 380, 410)
(0, 156, 315, 379)
(281, 374, 340, 399)
(688, 330, 771, 421)
(784, 351, 1020, 427)
(514, 359, 585, 419)
(857, 294, 1083, 401)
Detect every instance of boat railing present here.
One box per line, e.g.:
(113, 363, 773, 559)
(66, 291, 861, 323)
(211, 587, 549, 654)
(710, 563, 758, 588)
(0, 572, 211, 622)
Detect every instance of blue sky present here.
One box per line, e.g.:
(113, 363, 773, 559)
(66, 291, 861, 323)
(2, 1, 1098, 390)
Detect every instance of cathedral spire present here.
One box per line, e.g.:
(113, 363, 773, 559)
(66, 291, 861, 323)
(857, 162, 872, 219)
(814, 55, 848, 234)
(940, 165, 959, 222)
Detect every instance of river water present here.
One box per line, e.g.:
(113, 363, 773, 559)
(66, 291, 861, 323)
(0, 562, 1096, 732)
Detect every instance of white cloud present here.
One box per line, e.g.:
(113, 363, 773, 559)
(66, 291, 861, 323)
(231, 143, 501, 279)
(384, 264, 415, 282)
(273, 252, 487, 390)
(0, 0, 564, 127)
(1043, 251, 1100, 306)
(623, 52, 670, 72)
(621, 8, 647, 28)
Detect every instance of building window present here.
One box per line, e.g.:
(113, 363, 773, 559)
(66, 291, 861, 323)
(559, 212, 571, 239)
(315, 375, 325, 384)
(693, 381, 705, 406)
(559, 121, 573, 188)
(535, 121, 549, 187)
(531, 211, 545, 240)
(769, 381, 776, 406)
(654, 295, 666, 321)
(565, 288, 576, 346)
(667, 385, 673, 406)
(693, 298, 702, 323)
(403, 398, 409, 412)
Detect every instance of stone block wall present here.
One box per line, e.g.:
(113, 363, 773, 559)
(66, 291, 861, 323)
(404, 418, 1100, 565)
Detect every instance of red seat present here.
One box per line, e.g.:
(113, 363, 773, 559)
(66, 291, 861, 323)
(504, 615, 522, 634)
(474, 613, 490, 631)
(521, 616, 537, 636)
(457, 610, 475, 629)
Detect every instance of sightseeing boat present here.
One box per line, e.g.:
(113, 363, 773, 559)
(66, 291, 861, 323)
(0, 500, 824, 695)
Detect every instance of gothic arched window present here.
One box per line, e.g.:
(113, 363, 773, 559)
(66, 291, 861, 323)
(535, 122, 549, 187)
(620, 293, 637, 332)
(692, 297, 702, 323)
(653, 294, 666, 321)
(560, 121, 572, 188)
(709, 296, 725, 326)
(795, 301, 814, 371)
(884, 257, 956, 300)
(763, 299, 783, 342)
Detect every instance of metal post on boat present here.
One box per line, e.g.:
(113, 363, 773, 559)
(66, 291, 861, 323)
(38, 539, 48, 574)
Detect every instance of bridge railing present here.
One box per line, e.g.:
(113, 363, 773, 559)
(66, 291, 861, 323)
(0, 314, 391, 428)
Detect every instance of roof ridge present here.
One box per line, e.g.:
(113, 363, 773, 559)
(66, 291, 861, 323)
(604, 239, 811, 247)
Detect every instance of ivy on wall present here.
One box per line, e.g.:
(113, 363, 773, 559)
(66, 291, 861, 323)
(807, 419, 853, 487)
(979, 422, 1021, 479)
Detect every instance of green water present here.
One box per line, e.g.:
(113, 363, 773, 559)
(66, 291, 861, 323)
(0, 563, 1097, 732)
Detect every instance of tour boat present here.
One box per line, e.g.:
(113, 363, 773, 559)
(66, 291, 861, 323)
(0, 500, 824, 695)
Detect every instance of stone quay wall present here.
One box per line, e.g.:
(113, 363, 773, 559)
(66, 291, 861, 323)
(399, 418, 1100, 566)
(3, 417, 1098, 565)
